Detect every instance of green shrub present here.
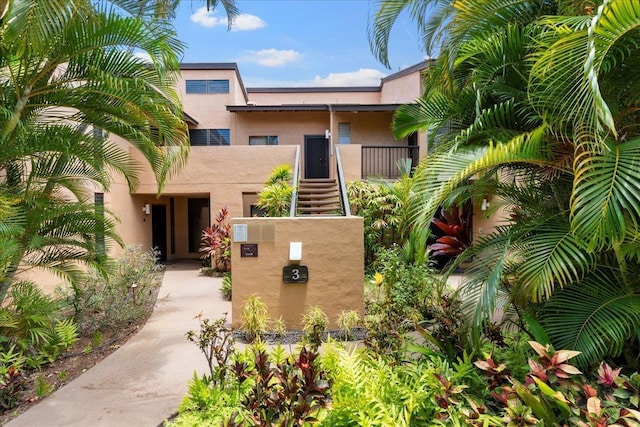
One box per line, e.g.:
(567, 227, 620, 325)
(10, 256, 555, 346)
(220, 273, 232, 300)
(64, 245, 162, 334)
(256, 164, 293, 217)
(337, 310, 361, 340)
(1, 281, 78, 368)
(186, 313, 235, 385)
(0, 346, 25, 411)
(240, 295, 269, 342)
(302, 306, 328, 351)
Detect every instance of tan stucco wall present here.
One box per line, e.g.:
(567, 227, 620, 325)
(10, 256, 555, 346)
(337, 145, 362, 182)
(230, 216, 364, 330)
(247, 90, 381, 105)
(380, 70, 424, 104)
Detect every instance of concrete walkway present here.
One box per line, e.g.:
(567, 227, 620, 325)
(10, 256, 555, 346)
(7, 260, 229, 427)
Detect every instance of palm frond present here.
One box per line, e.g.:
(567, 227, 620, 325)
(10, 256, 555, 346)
(571, 137, 640, 250)
(542, 269, 640, 368)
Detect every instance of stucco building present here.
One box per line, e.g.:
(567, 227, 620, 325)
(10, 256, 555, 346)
(106, 61, 430, 261)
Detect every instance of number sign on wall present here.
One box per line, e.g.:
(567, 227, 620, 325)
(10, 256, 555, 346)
(283, 265, 308, 283)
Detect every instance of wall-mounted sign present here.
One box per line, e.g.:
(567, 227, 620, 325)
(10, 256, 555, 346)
(283, 265, 308, 283)
(241, 244, 258, 257)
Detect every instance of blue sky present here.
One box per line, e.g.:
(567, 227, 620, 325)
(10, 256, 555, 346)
(171, 0, 427, 87)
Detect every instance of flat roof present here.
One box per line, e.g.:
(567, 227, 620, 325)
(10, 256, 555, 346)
(247, 87, 381, 93)
(227, 104, 400, 113)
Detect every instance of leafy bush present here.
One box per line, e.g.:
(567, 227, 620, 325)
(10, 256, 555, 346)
(235, 346, 331, 426)
(473, 341, 640, 426)
(220, 273, 232, 300)
(240, 295, 269, 342)
(256, 164, 293, 217)
(0, 346, 25, 411)
(337, 310, 361, 341)
(200, 207, 231, 273)
(1, 281, 78, 368)
(302, 306, 328, 351)
(64, 245, 162, 335)
(186, 313, 235, 385)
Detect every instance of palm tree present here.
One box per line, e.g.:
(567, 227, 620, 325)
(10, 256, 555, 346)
(0, 0, 195, 302)
(370, 0, 640, 369)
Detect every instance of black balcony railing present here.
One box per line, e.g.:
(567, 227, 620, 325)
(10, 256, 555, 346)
(361, 145, 419, 179)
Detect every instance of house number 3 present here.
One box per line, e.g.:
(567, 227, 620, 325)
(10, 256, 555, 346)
(283, 265, 308, 283)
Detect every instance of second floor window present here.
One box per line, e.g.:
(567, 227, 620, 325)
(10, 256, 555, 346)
(249, 136, 278, 145)
(185, 79, 230, 94)
(189, 129, 230, 146)
(338, 123, 351, 144)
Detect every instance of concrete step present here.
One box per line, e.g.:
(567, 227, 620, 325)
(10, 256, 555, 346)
(297, 191, 340, 200)
(297, 206, 342, 214)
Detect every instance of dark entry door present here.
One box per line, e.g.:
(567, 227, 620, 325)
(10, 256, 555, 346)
(304, 135, 329, 179)
(152, 205, 167, 262)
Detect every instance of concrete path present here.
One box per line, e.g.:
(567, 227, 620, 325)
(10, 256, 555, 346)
(6, 260, 229, 427)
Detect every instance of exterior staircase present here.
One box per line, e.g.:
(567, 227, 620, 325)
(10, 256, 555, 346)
(296, 178, 342, 215)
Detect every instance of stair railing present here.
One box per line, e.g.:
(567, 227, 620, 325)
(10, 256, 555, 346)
(335, 146, 351, 216)
(289, 145, 301, 217)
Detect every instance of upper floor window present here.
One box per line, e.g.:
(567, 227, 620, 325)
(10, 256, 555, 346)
(338, 123, 351, 144)
(185, 79, 230, 94)
(189, 129, 230, 146)
(249, 136, 278, 145)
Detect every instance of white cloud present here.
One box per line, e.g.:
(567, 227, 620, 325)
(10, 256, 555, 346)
(242, 49, 301, 67)
(231, 14, 267, 32)
(312, 68, 387, 86)
(190, 7, 265, 31)
(190, 7, 225, 28)
(133, 51, 152, 63)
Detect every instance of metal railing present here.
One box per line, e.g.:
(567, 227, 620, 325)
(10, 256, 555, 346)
(335, 146, 351, 216)
(361, 145, 419, 179)
(289, 145, 301, 217)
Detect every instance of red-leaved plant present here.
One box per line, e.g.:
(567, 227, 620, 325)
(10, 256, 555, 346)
(200, 206, 231, 272)
(430, 204, 472, 258)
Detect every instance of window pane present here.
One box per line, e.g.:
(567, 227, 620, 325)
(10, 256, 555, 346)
(189, 129, 208, 146)
(186, 80, 207, 94)
(250, 135, 278, 145)
(207, 79, 229, 93)
(338, 123, 351, 144)
(95, 193, 105, 255)
(210, 129, 230, 145)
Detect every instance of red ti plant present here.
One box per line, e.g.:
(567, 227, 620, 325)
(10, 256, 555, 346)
(430, 203, 472, 258)
(200, 206, 231, 272)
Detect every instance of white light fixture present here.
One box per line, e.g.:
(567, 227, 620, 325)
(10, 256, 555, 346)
(289, 242, 302, 262)
(481, 198, 490, 211)
(143, 203, 151, 215)
(324, 129, 331, 139)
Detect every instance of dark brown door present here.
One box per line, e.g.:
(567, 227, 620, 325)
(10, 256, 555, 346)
(304, 135, 329, 179)
(151, 205, 167, 262)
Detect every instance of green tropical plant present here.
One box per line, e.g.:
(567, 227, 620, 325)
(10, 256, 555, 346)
(200, 206, 231, 272)
(302, 306, 328, 351)
(337, 310, 361, 341)
(186, 313, 235, 385)
(240, 295, 269, 342)
(220, 272, 232, 300)
(256, 164, 294, 217)
(347, 160, 415, 267)
(371, 0, 640, 370)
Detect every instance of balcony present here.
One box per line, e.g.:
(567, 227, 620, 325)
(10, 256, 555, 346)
(361, 145, 419, 180)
